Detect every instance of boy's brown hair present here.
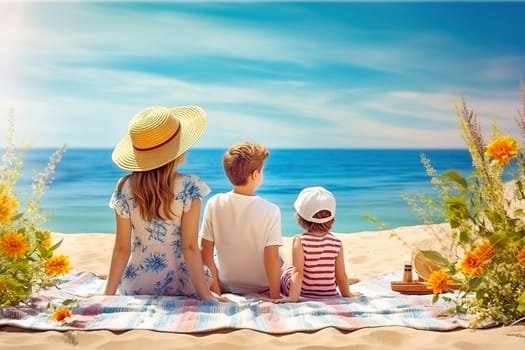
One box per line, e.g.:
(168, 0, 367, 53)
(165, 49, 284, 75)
(223, 141, 269, 186)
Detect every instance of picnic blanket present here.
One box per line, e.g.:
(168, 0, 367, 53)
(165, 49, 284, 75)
(0, 271, 472, 333)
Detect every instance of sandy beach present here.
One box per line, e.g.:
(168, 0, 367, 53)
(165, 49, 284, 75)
(2, 224, 524, 349)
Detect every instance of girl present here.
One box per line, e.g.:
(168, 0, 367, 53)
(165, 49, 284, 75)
(104, 105, 221, 301)
(275, 186, 359, 302)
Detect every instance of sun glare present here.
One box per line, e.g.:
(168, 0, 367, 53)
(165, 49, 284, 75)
(0, 3, 28, 95)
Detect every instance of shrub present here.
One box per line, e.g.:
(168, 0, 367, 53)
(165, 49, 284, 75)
(413, 86, 525, 327)
(0, 110, 71, 307)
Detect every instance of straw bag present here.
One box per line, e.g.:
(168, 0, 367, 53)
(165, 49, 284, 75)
(412, 249, 442, 281)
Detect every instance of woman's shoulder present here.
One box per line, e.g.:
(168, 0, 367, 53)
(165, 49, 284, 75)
(174, 173, 210, 197)
(115, 175, 131, 192)
(176, 172, 202, 181)
(175, 173, 208, 186)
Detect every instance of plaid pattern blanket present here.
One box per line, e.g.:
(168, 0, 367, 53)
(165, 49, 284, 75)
(0, 271, 471, 333)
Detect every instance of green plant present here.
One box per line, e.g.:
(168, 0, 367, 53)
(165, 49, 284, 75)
(0, 110, 71, 307)
(411, 86, 525, 327)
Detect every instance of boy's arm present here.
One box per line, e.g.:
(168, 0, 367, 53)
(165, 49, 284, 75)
(264, 245, 282, 299)
(200, 238, 221, 295)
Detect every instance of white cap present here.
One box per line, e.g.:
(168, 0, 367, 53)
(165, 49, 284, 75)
(294, 186, 336, 224)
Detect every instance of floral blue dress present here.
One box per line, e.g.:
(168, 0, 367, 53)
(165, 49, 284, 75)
(109, 173, 211, 297)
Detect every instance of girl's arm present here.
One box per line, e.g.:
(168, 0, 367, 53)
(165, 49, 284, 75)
(182, 198, 217, 300)
(335, 247, 360, 297)
(274, 236, 304, 302)
(200, 238, 221, 295)
(104, 213, 132, 295)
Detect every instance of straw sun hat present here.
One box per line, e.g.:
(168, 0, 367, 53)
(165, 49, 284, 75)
(412, 249, 442, 281)
(112, 105, 207, 171)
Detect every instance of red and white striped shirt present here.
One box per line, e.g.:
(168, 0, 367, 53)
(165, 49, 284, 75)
(281, 233, 342, 297)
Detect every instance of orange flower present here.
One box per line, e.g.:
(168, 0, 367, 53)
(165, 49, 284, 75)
(485, 135, 518, 165)
(44, 254, 71, 276)
(52, 306, 72, 322)
(0, 231, 29, 259)
(460, 251, 485, 276)
(41, 231, 52, 249)
(425, 269, 451, 294)
(0, 193, 19, 222)
(518, 247, 525, 267)
(473, 240, 495, 263)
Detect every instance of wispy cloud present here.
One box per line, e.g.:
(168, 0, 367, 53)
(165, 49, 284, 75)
(1, 2, 524, 149)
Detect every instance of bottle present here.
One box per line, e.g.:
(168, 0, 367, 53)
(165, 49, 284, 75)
(403, 262, 413, 282)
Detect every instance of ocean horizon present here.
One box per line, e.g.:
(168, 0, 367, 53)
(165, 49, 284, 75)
(14, 148, 476, 237)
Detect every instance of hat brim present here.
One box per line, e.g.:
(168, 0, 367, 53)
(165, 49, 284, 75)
(112, 106, 207, 171)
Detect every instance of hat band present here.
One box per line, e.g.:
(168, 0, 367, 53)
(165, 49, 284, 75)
(308, 215, 333, 224)
(133, 128, 180, 151)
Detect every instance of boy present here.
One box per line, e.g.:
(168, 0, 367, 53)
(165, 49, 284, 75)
(200, 141, 282, 299)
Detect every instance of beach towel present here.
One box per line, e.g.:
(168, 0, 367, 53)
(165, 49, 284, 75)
(0, 271, 472, 333)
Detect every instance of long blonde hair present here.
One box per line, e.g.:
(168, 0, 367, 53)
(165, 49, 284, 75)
(119, 154, 186, 221)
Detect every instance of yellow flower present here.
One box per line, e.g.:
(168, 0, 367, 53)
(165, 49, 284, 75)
(472, 240, 495, 263)
(41, 231, 52, 249)
(484, 135, 518, 165)
(459, 242, 494, 277)
(1, 114, 67, 308)
(425, 269, 451, 294)
(52, 306, 72, 322)
(404, 89, 525, 326)
(44, 254, 71, 276)
(518, 247, 525, 267)
(460, 251, 486, 276)
(0, 193, 19, 222)
(0, 231, 29, 259)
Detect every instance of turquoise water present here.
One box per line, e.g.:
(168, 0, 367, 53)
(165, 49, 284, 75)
(16, 148, 474, 236)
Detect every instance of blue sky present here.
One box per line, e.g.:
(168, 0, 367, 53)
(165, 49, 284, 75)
(1, 1, 524, 149)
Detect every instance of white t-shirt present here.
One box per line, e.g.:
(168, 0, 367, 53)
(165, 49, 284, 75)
(200, 191, 282, 294)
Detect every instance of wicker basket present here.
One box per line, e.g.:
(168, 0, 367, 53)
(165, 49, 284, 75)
(412, 249, 442, 281)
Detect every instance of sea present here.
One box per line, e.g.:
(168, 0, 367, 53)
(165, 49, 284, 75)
(14, 148, 476, 236)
